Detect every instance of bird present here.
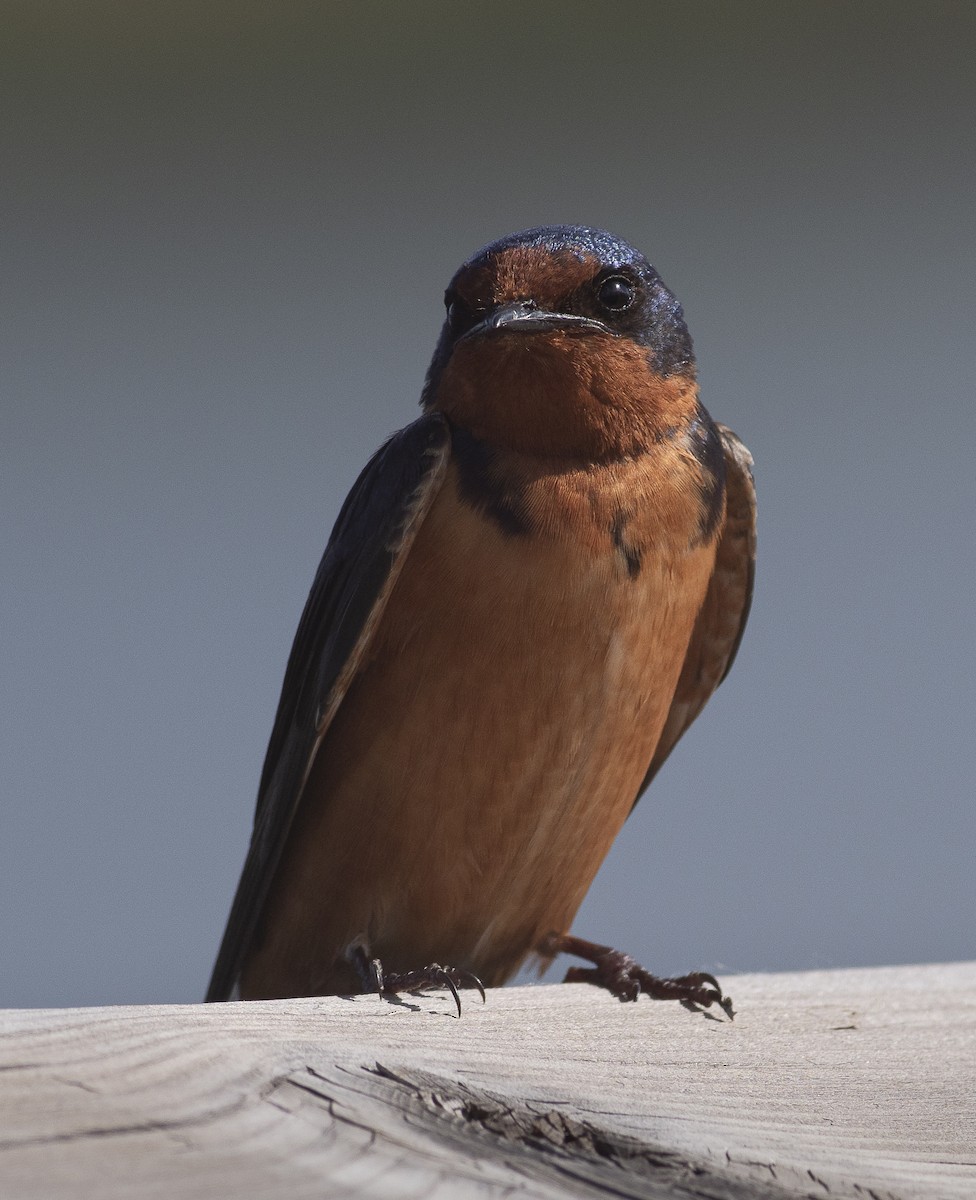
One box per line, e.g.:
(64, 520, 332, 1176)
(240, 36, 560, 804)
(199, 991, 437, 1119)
(206, 225, 755, 1018)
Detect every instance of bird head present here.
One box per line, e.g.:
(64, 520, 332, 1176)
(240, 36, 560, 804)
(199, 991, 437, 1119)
(421, 226, 698, 460)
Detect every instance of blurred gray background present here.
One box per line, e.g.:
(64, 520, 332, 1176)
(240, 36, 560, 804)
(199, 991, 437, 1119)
(2, 2, 973, 1008)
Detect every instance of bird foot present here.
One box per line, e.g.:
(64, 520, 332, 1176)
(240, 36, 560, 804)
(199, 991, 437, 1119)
(346, 944, 485, 1018)
(541, 932, 734, 1020)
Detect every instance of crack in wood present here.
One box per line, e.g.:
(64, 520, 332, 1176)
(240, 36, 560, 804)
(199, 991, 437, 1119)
(268, 1061, 825, 1200)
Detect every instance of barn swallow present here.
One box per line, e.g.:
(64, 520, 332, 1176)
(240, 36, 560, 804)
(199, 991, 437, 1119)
(206, 225, 755, 1019)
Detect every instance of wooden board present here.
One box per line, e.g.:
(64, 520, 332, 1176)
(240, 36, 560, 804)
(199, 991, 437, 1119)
(1, 962, 973, 1198)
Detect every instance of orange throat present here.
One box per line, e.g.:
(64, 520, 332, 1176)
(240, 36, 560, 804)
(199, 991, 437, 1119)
(431, 332, 699, 461)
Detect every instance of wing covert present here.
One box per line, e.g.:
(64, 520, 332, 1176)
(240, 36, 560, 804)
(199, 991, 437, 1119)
(634, 425, 756, 806)
(206, 413, 451, 1001)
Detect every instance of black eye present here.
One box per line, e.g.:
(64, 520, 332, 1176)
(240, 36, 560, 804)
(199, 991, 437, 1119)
(445, 291, 475, 331)
(596, 275, 636, 313)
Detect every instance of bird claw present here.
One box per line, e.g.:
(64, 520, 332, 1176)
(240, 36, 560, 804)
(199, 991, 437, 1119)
(546, 933, 734, 1020)
(345, 944, 485, 1017)
(381, 963, 486, 1017)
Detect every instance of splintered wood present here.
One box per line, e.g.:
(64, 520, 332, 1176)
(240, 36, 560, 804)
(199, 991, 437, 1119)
(1, 963, 973, 1199)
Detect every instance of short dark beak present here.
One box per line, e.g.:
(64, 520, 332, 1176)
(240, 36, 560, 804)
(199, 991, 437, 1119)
(459, 301, 610, 342)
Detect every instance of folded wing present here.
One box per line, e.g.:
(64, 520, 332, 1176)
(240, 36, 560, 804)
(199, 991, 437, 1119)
(206, 414, 451, 1001)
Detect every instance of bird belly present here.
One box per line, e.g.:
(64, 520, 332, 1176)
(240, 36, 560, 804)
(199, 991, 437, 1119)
(241, 459, 717, 998)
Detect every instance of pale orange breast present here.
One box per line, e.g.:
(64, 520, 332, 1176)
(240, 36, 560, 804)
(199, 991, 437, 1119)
(241, 451, 719, 999)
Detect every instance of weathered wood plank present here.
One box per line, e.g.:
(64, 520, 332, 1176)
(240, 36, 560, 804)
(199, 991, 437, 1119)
(0, 963, 973, 1199)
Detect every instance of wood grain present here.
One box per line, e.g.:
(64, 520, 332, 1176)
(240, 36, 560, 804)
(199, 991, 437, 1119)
(1, 963, 973, 1198)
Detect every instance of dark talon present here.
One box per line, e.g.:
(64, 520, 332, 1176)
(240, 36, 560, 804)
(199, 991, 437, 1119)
(434, 965, 463, 1018)
(444, 967, 486, 1004)
(546, 932, 734, 1020)
(464, 971, 487, 1005)
(346, 943, 486, 1016)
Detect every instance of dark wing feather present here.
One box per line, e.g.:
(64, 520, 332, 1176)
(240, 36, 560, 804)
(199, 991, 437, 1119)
(206, 413, 451, 1001)
(634, 425, 756, 806)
